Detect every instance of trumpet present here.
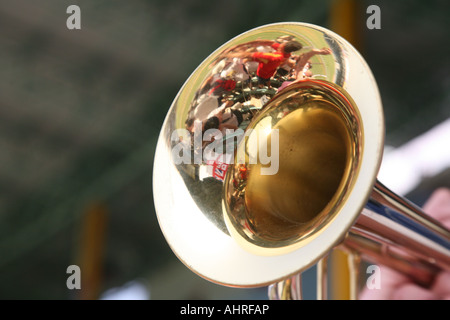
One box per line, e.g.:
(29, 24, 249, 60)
(152, 22, 450, 299)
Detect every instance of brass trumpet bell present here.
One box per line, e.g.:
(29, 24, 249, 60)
(152, 22, 450, 295)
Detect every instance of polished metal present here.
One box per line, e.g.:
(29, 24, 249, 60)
(153, 22, 450, 299)
(316, 255, 328, 300)
(268, 272, 302, 300)
(347, 250, 361, 300)
(266, 179, 450, 298)
(347, 180, 450, 286)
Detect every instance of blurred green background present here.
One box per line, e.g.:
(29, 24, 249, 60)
(0, 0, 449, 299)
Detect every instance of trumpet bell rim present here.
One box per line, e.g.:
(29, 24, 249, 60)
(153, 22, 384, 287)
(222, 79, 364, 256)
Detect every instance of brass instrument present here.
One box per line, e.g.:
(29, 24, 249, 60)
(152, 23, 450, 299)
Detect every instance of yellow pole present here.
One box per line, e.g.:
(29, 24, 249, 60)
(78, 202, 107, 300)
(329, 0, 364, 52)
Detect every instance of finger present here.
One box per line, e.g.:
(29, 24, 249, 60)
(422, 188, 450, 228)
(359, 287, 390, 300)
(432, 271, 450, 297)
(393, 283, 440, 300)
(359, 266, 409, 300)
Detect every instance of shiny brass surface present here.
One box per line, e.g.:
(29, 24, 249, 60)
(223, 80, 362, 255)
(153, 22, 449, 297)
(316, 255, 328, 300)
(268, 272, 302, 300)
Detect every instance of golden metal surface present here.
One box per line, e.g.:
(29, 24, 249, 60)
(153, 22, 387, 288)
(268, 273, 302, 300)
(154, 22, 450, 299)
(223, 80, 363, 255)
(316, 255, 329, 300)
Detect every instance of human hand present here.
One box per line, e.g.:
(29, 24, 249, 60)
(360, 188, 450, 300)
(315, 48, 332, 55)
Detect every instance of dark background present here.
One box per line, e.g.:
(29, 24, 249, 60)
(0, 0, 449, 299)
